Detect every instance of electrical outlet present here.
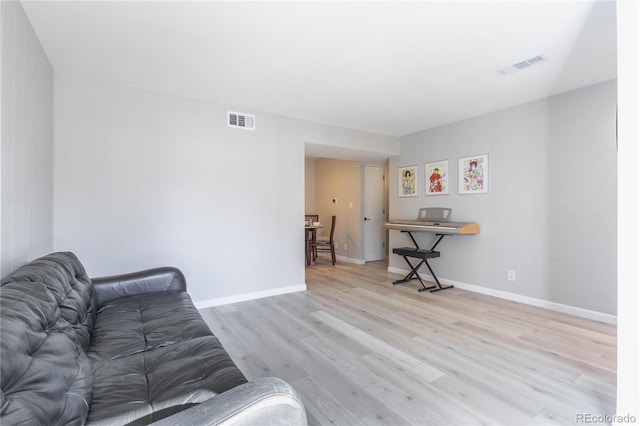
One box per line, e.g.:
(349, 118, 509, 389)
(507, 270, 516, 281)
(344, 243, 348, 251)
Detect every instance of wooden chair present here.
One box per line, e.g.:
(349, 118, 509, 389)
(305, 214, 319, 223)
(304, 214, 319, 265)
(311, 215, 336, 265)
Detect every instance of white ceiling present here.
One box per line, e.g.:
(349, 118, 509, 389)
(22, 0, 617, 138)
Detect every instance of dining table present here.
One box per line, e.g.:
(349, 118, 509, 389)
(305, 223, 324, 265)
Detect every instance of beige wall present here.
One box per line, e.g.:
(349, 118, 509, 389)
(304, 158, 316, 214)
(311, 158, 363, 262)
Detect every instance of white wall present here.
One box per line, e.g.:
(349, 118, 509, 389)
(390, 81, 617, 317)
(0, 1, 54, 278)
(616, 0, 639, 418)
(54, 76, 398, 304)
(54, 77, 304, 302)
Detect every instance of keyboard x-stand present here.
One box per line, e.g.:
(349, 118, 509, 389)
(384, 208, 480, 293)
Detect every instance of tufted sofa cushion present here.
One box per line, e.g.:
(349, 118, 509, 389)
(0, 279, 93, 425)
(85, 291, 247, 424)
(1, 252, 96, 351)
(88, 334, 248, 425)
(1, 252, 96, 424)
(89, 291, 213, 360)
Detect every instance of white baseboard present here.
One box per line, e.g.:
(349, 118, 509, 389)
(336, 255, 365, 265)
(315, 252, 365, 265)
(194, 284, 307, 310)
(387, 266, 617, 325)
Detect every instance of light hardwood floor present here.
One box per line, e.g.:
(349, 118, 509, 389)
(200, 258, 616, 425)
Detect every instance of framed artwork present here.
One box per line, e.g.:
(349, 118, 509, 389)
(398, 165, 418, 197)
(425, 160, 449, 195)
(459, 154, 489, 194)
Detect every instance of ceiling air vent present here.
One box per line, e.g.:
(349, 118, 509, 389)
(499, 54, 549, 76)
(227, 111, 255, 130)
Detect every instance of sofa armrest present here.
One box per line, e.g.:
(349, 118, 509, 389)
(151, 377, 307, 426)
(92, 267, 187, 306)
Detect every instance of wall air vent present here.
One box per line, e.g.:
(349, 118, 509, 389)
(499, 54, 549, 76)
(227, 111, 255, 130)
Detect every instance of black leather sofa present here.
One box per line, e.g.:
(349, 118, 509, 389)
(0, 252, 307, 425)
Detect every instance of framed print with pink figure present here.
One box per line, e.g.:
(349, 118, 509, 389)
(398, 165, 418, 197)
(425, 160, 449, 195)
(458, 154, 489, 194)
